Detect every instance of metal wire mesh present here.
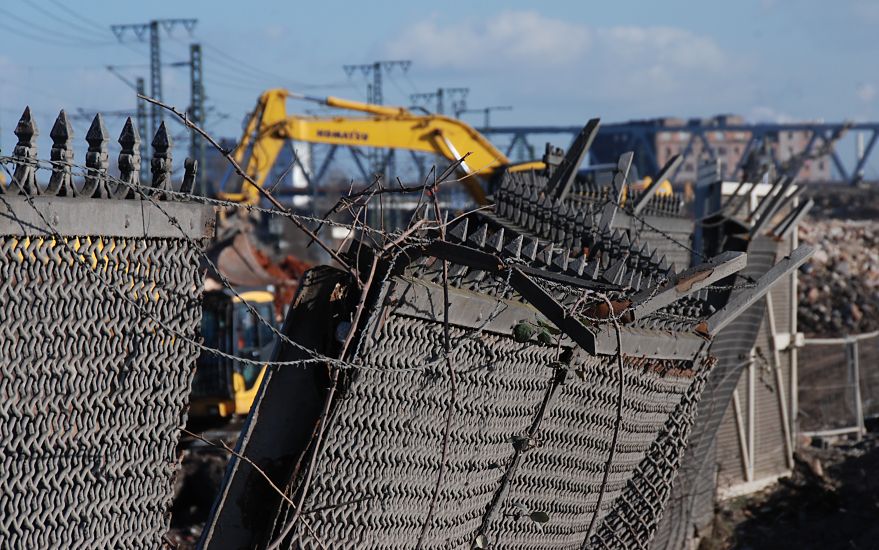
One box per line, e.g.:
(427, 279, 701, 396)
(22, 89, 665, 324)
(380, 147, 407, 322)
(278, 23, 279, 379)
(0, 233, 205, 547)
(858, 335, 879, 420)
(798, 343, 856, 432)
(270, 284, 714, 549)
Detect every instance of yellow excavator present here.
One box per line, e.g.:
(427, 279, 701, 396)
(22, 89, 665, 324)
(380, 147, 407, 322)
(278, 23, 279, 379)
(189, 289, 276, 419)
(218, 89, 548, 206)
(193, 91, 674, 421)
(218, 89, 672, 207)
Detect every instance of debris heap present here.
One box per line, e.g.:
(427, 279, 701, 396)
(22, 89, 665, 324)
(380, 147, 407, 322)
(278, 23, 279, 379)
(798, 219, 879, 336)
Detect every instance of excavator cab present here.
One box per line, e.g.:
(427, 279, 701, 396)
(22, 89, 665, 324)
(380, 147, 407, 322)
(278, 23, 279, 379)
(189, 289, 277, 419)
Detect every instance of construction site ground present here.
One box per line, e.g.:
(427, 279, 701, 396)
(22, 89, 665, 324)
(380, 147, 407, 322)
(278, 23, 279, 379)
(701, 431, 879, 550)
(699, 185, 879, 549)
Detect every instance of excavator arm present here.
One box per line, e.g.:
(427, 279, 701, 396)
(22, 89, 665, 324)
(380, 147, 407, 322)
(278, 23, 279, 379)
(220, 88, 534, 206)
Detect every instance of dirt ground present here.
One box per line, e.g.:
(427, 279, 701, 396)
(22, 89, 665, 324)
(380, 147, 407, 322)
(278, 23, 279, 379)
(700, 432, 879, 550)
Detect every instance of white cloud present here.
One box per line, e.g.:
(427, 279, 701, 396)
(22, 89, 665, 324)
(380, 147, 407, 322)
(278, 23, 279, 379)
(385, 11, 590, 70)
(856, 82, 876, 103)
(748, 106, 794, 123)
(384, 12, 735, 105)
(597, 26, 725, 70)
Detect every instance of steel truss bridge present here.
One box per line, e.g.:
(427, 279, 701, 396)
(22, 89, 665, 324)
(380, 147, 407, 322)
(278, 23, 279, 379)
(264, 121, 879, 199)
(480, 121, 879, 185)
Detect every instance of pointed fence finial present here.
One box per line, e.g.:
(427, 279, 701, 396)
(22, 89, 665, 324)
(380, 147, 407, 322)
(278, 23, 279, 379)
(9, 106, 40, 196)
(80, 114, 110, 198)
(180, 158, 197, 195)
(150, 121, 173, 198)
(115, 117, 141, 198)
(46, 110, 76, 197)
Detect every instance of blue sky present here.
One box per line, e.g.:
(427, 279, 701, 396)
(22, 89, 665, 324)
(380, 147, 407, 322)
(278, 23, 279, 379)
(1, 0, 877, 152)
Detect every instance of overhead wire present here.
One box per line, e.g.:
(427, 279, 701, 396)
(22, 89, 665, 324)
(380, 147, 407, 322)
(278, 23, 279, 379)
(0, 6, 113, 46)
(0, 18, 109, 48)
(46, 0, 110, 33)
(21, 0, 112, 39)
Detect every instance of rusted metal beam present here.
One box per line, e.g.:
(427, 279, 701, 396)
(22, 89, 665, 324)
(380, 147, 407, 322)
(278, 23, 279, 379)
(200, 266, 350, 549)
(508, 267, 597, 354)
(750, 176, 796, 237)
(628, 251, 747, 321)
(598, 152, 634, 231)
(697, 245, 813, 338)
(547, 118, 601, 201)
(632, 154, 682, 216)
(770, 197, 813, 240)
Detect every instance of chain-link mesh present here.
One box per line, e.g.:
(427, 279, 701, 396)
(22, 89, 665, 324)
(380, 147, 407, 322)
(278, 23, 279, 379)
(859, 335, 879, 420)
(588, 360, 712, 549)
(0, 104, 213, 548)
(798, 343, 857, 432)
(272, 306, 714, 549)
(0, 232, 205, 548)
(651, 237, 782, 549)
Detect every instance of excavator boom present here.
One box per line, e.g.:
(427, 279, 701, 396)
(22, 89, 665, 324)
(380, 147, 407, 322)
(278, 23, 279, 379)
(221, 88, 517, 205)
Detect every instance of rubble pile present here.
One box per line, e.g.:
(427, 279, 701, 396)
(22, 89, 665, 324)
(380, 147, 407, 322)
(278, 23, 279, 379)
(798, 218, 879, 336)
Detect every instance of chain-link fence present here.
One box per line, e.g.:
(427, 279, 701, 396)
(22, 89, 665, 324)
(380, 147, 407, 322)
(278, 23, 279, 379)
(798, 331, 879, 437)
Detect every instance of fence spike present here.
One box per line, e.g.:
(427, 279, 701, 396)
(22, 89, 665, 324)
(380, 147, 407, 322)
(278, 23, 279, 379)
(180, 158, 197, 195)
(10, 106, 39, 196)
(46, 110, 75, 197)
(486, 227, 504, 252)
(503, 235, 523, 259)
(467, 223, 488, 248)
(150, 121, 173, 197)
(81, 114, 110, 198)
(552, 249, 570, 272)
(571, 254, 589, 277)
(538, 243, 554, 267)
(447, 217, 468, 243)
(115, 117, 141, 199)
(521, 237, 539, 261)
(602, 259, 627, 285)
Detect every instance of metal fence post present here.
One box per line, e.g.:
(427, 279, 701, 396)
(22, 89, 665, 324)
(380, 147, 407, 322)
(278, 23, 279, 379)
(849, 339, 865, 439)
(748, 348, 756, 479)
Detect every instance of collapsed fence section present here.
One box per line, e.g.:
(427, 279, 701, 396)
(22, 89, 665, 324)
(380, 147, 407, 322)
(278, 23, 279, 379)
(200, 135, 811, 549)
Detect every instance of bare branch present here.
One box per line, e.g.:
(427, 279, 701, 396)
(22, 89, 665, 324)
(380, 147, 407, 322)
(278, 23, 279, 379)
(137, 93, 358, 283)
(181, 429, 329, 550)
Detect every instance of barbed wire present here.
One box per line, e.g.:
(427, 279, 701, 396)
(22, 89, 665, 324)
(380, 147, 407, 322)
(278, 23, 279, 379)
(0, 155, 539, 376)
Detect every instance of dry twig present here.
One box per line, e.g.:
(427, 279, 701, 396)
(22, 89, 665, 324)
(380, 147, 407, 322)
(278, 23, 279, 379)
(416, 173, 458, 548)
(137, 94, 359, 284)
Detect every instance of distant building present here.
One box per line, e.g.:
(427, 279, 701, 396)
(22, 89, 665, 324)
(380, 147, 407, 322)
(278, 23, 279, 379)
(593, 115, 832, 183)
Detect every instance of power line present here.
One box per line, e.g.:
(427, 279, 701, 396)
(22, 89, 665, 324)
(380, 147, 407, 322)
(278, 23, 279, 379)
(342, 60, 411, 106)
(410, 87, 469, 115)
(20, 0, 111, 40)
(457, 105, 513, 127)
(110, 19, 198, 140)
(200, 42, 326, 89)
(0, 17, 109, 48)
(341, 60, 412, 179)
(47, 0, 110, 33)
(0, 6, 112, 46)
